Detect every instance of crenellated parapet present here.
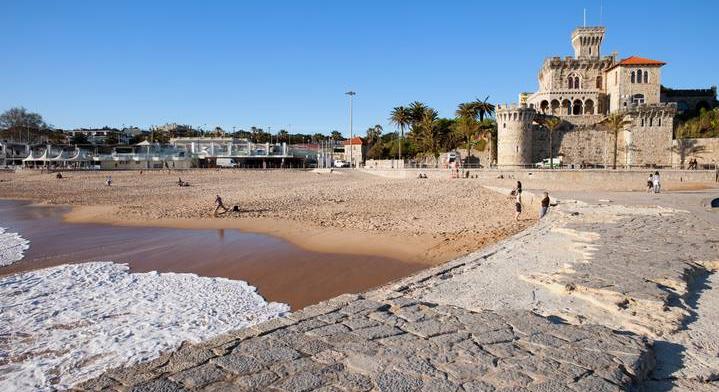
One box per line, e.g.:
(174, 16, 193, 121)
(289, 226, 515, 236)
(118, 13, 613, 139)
(496, 103, 536, 167)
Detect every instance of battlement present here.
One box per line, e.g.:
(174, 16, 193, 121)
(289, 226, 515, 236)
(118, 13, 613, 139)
(496, 103, 536, 113)
(620, 102, 677, 117)
(571, 26, 605, 59)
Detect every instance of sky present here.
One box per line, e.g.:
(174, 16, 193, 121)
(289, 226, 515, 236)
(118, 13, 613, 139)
(1, 0, 717, 136)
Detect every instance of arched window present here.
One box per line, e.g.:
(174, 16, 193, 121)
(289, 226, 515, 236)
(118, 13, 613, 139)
(658, 118, 661, 126)
(568, 76, 574, 89)
(572, 99, 583, 115)
(649, 117, 653, 127)
(574, 76, 580, 89)
(631, 71, 635, 83)
(643, 71, 648, 83)
(636, 69, 642, 83)
(641, 118, 644, 127)
(596, 76, 602, 89)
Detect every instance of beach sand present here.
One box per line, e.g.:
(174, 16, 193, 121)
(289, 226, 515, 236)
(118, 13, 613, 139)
(0, 169, 533, 265)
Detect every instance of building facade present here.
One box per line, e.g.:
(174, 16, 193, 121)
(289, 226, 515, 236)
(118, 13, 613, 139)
(498, 25, 717, 168)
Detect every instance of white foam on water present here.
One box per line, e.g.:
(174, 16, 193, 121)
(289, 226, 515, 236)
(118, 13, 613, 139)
(0, 226, 30, 266)
(0, 262, 290, 391)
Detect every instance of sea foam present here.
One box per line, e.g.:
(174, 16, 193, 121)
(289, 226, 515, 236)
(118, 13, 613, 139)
(0, 262, 289, 391)
(0, 226, 30, 266)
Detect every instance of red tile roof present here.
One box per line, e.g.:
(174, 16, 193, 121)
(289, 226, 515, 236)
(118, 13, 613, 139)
(607, 56, 666, 70)
(342, 137, 364, 145)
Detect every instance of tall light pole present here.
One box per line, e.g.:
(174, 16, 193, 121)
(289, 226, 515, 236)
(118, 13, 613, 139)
(345, 91, 356, 168)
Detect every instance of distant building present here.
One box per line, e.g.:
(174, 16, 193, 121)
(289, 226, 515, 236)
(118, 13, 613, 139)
(497, 25, 718, 168)
(66, 128, 128, 145)
(342, 137, 365, 167)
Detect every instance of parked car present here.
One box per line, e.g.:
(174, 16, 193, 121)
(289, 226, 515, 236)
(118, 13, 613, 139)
(333, 160, 350, 168)
(535, 157, 562, 168)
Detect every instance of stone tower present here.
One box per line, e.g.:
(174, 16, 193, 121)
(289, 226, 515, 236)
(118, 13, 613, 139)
(496, 104, 536, 167)
(571, 26, 605, 59)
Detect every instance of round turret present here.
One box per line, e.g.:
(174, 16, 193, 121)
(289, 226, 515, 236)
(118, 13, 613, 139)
(496, 104, 536, 167)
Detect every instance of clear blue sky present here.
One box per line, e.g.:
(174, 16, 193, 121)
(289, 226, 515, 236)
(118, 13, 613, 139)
(2, 0, 717, 136)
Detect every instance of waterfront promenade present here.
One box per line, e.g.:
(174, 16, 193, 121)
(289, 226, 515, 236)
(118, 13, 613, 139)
(76, 187, 719, 391)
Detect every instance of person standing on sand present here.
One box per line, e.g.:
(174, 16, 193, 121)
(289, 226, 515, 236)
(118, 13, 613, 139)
(539, 192, 550, 219)
(646, 173, 654, 193)
(652, 171, 661, 193)
(105, 176, 112, 186)
(214, 194, 229, 216)
(514, 189, 522, 221)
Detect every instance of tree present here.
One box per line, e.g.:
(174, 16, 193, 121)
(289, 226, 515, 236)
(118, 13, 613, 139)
(70, 133, 89, 145)
(390, 106, 412, 161)
(312, 133, 325, 143)
(367, 140, 387, 160)
(600, 113, 632, 170)
(105, 132, 119, 145)
(454, 102, 482, 164)
(277, 129, 289, 143)
(330, 130, 344, 141)
(0, 106, 48, 143)
(535, 116, 562, 169)
(366, 124, 383, 146)
(413, 107, 441, 167)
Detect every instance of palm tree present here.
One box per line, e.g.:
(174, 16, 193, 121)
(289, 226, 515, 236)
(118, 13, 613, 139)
(473, 97, 496, 162)
(473, 97, 496, 123)
(415, 108, 440, 167)
(408, 101, 428, 125)
(390, 106, 412, 161)
(454, 102, 481, 164)
(536, 116, 562, 169)
(600, 113, 632, 170)
(366, 124, 383, 146)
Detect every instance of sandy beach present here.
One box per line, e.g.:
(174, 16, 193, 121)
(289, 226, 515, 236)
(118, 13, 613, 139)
(0, 169, 533, 265)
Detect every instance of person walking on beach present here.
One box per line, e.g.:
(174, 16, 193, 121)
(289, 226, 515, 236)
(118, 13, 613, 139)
(105, 176, 112, 186)
(652, 171, 661, 193)
(214, 194, 229, 216)
(539, 192, 550, 219)
(513, 188, 522, 221)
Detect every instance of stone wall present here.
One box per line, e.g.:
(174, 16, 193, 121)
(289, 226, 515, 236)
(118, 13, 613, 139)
(533, 125, 610, 167)
(671, 137, 719, 168)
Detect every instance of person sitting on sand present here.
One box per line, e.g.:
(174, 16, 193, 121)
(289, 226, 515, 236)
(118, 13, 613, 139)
(214, 194, 229, 216)
(539, 192, 550, 219)
(56, 172, 63, 179)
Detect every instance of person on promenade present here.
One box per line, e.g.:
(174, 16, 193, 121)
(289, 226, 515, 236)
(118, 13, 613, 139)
(646, 174, 654, 193)
(539, 192, 550, 218)
(652, 171, 661, 193)
(715, 163, 718, 182)
(214, 194, 229, 216)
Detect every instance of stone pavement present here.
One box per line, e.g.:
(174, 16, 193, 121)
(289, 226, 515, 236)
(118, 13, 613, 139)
(77, 189, 719, 391)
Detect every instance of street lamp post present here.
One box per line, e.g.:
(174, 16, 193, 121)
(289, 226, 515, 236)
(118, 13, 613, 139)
(345, 91, 356, 168)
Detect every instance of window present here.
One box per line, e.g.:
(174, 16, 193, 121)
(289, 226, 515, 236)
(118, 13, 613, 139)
(644, 71, 648, 83)
(596, 76, 602, 89)
(589, 47, 592, 55)
(568, 76, 574, 89)
(575, 76, 580, 89)
(636, 69, 642, 83)
(641, 119, 644, 127)
(632, 94, 645, 105)
(658, 118, 661, 126)
(649, 118, 653, 127)
(631, 71, 635, 83)
(615, 72, 618, 85)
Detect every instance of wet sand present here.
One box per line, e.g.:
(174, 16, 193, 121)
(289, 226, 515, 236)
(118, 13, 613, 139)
(0, 200, 425, 310)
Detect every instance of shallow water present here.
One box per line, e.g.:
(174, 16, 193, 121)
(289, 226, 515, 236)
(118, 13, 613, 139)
(0, 200, 425, 309)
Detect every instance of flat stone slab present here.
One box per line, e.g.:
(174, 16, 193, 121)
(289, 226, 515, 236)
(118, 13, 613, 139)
(74, 297, 651, 391)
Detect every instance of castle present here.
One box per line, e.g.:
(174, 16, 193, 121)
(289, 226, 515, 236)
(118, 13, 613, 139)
(496, 26, 717, 168)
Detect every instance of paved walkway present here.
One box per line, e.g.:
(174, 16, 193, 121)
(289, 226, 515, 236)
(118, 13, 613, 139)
(76, 189, 719, 392)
